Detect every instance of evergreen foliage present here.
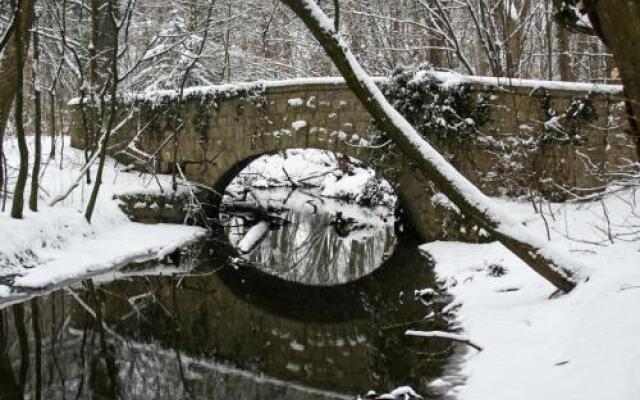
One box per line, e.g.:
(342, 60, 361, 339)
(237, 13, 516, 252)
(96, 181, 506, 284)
(380, 64, 493, 141)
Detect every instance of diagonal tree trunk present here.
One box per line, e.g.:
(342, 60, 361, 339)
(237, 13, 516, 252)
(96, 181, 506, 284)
(278, 0, 579, 292)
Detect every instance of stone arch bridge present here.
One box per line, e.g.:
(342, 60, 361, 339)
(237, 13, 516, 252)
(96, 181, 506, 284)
(70, 75, 631, 240)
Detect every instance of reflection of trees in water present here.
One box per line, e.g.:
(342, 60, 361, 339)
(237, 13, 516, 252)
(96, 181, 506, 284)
(0, 219, 457, 400)
(223, 189, 397, 285)
(0, 285, 121, 400)
(0, 242, 454, 399)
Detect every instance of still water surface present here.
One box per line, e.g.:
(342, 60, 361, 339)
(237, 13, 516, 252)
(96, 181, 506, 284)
(0, 188, 457, 399)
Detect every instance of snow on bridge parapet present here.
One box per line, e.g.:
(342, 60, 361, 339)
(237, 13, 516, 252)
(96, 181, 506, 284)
(68, 72, 623, 106)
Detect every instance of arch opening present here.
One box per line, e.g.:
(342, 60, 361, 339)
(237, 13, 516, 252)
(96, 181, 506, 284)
(214, 148, 403, 286)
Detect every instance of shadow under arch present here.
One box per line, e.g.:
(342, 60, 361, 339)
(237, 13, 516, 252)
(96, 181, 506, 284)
(204, 148, 432, 323)
(212, 232, 432, 324)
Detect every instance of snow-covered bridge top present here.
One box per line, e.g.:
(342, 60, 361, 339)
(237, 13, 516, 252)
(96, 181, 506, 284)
(70, 73, 632, 241)
(70, 72, 623, 106)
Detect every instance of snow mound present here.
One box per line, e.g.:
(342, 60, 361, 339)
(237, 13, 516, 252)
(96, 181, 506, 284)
(1, 136, 205, 299)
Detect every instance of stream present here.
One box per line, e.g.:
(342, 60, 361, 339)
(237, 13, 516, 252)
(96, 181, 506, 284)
(0, 187, 460, 399)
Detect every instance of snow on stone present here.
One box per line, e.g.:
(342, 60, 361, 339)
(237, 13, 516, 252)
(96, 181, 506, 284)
(288, 97, 304, 107)
(291, 120, 307, 131)
(70, 71, 622, 107)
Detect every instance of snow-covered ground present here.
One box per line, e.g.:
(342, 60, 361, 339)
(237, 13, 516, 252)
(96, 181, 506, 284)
(225, 149, 397, 207)
(421, 194, 640, 399)
(0, 136, 205, 302)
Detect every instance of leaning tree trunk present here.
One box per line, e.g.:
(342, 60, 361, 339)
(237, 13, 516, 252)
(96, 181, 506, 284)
(0, 0, 35, 194)
(279, 0, 579, 292)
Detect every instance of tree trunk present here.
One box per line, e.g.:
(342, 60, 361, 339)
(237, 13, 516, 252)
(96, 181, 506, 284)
(0, 0, 35, 196)
(84, 4, 119, 223)
(557, 26, 573, 81)
(278, 0, 578, 293)
(29, 19, 41, 212)
(10, 0, 31, 219)
(48, 91, 56, 159)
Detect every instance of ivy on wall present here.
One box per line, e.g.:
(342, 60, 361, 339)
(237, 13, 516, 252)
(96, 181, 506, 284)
(533, 87, 597, 145)
(133, 85, 267, 141)
(380, 64, 494, 141)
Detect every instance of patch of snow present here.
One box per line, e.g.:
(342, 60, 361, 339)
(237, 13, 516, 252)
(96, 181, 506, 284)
(289, 340, 306, 352)
(390, 386, 423, 399)
(226, 149, 397, 208)
(285, 362, 301, 372)
(431, 192, 460, 213)
(0, 136, 205, 299)
(291, 120, 308, 131)
(70, 72, 622, 107)
(287, 97, 304, 107)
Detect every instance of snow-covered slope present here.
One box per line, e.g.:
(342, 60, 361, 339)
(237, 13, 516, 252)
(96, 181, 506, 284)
(0, 136, 205, 300)
(421, 193, 640, 399)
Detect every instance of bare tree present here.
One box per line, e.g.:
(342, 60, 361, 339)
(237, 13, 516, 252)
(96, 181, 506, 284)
(29, 9, 42, 211)
(9, 0, 31, 218)
(84, 0, 125, 222)
(0, 0, 34, 208)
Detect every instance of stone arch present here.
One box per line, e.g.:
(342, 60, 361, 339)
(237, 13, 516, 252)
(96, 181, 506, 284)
(72, 77, 627, 240)
(207, 144, 451, 241)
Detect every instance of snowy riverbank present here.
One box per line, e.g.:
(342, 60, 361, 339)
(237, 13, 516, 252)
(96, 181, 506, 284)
(422, 194, 640, 399)
(226, 149, 397, 208)
(0, 136, 206, 301)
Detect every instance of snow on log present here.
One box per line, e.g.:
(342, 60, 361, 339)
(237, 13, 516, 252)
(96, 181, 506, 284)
(237, 221, 270, 253)
(405, 329, 483, 351)
(279, 0, 582, 293)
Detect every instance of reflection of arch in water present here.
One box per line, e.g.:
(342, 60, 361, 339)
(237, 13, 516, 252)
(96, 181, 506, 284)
(0, 239, 453, 398)
(97, 240, 450, 396)
(213, 149, 402, 286)
(213, 235, 431, 323)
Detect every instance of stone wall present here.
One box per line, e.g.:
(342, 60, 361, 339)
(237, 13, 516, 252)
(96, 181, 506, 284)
(70, 77, 633, 241)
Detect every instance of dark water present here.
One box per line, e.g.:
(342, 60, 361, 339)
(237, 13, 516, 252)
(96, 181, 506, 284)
(0, 190, 458, 399)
